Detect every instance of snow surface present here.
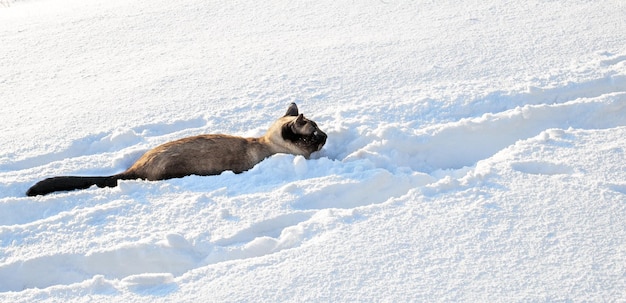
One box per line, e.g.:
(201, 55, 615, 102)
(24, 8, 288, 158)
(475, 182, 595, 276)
(1, 0, 626, 301)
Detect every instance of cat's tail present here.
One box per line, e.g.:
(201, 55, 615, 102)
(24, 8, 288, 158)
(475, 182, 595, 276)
(26, 173, 136, 196)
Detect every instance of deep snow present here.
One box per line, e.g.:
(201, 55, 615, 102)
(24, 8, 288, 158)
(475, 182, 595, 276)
(1, 0, 626, 301)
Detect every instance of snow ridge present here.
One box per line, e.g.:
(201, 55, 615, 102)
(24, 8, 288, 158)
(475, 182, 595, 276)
(2, 61, 625, 294)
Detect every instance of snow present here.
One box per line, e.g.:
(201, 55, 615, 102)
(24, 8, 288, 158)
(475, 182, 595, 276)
(1, 0, 626, 301)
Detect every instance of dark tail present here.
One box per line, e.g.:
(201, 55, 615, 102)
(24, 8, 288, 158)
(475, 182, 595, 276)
(26, 174, 134, 196)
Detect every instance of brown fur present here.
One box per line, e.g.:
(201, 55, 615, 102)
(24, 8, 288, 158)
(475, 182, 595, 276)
(26, 103, 327, 196)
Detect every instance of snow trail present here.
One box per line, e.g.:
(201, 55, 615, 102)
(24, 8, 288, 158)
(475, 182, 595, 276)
(1, 65, 626, 293)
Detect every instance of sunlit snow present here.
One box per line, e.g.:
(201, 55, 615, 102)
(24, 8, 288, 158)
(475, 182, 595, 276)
(1, 0, 625, 301)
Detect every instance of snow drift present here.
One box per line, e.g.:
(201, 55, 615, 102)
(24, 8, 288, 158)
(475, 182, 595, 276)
(1, 0, 626, 301)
